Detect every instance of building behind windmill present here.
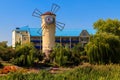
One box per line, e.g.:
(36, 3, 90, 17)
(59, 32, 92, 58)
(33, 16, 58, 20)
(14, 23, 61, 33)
(12, 26, 93, 49)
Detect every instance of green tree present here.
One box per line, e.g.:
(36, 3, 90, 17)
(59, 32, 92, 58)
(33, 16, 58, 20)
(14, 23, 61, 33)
(14, 43, 37, 67)
(0, 41, 7, 48)
(0, 41, 15, 61)
(85, 32, 120, 64)
(85, 19, 120, 64)
(94, 19, 120, 36)
(0, 41, 7, 55)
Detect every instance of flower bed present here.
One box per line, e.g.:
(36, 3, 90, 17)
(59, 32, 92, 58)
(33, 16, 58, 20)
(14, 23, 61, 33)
(1, 66, 17, 74)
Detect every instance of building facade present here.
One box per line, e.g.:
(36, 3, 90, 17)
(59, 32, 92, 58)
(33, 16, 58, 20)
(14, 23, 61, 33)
(12, 27, 30, 48)
(12, 26, 92, 49)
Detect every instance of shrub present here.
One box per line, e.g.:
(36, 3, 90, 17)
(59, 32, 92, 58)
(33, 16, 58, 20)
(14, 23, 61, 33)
(0, 43, 15, 61)
(0, 62, 3, 68)
(35, 50, 44, 62)
(13, 43, 37, 67)
(1, 48, 15, 61)
(50, 44, 81, 66)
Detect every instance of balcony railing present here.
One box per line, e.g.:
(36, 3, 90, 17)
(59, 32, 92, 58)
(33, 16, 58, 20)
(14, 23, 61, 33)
(34, 46, 42, 49)
(31, 40, 42, 43)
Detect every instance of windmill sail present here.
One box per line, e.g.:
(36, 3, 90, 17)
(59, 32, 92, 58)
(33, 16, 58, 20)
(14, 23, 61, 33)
(56, 21, 65, 31)
(51, 4, 60, 14)
(32, 8, 42, 18)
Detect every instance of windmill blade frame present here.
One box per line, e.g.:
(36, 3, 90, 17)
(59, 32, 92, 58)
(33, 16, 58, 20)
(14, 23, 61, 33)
(51, 3, 60, 14)
(56, 21, 65, 31)
(37, 27, 42, 35)
(32, 8, 42, 18)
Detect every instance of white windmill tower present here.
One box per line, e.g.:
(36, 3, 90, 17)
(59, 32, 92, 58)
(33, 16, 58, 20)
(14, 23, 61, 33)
(32, 4, 65, 60)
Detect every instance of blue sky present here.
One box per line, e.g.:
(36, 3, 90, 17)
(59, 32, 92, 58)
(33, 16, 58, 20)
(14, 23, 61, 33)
(0, 0, 120, 45)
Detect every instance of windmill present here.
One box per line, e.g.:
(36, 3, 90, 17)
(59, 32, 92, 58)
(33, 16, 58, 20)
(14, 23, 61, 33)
(32, 3, 65, 60)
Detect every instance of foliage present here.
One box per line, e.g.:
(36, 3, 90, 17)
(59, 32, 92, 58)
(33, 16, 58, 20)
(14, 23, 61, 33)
(0, 41, 15, 61)
(0, 62, 3, 68)
(71, 43, 86, 64)
(13, 43, 37, 67)
(50, 44, 71, 66)
(85, 32, 120, 64)
(72, 43, 84, 55)
(35, 50, 44, 62)
(0, 41, 7, 48)
(94, 19, 120, 36)
(85, 19, 120, 64)
(15, 41, 21, 47)
(1, 48, 15, 61)
(50, 44, 81, 66)
(0, 64, 120, 80)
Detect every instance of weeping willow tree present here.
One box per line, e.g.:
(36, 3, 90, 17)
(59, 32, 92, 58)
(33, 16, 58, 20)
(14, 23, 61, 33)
(85, 32, 120, 64)
(85, 19, 120, 64)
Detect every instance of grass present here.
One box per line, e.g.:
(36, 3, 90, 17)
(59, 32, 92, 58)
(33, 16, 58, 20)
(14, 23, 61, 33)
(0, 63, 120, 80)
(0, 61, 14, 66)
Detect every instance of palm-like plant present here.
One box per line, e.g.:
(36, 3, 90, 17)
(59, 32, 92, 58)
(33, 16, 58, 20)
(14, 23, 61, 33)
(14, 43, 37, 67)
(50, 44, 71, 66)
(50, 43, 82, 66)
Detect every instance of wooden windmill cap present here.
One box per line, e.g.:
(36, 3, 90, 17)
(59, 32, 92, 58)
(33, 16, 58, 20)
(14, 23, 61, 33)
(41, 11, 56, 16)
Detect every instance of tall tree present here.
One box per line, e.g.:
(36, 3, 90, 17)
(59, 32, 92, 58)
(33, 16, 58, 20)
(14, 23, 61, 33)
(94, 19, 120, 36)
(85, 32, 120, 64)
(85, 19, 120, 64)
